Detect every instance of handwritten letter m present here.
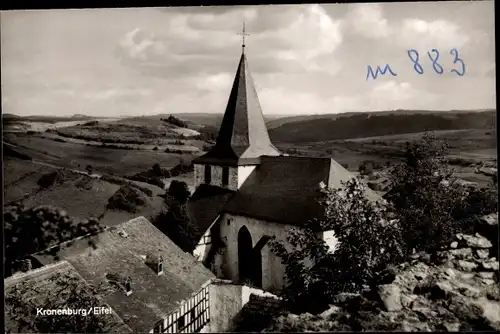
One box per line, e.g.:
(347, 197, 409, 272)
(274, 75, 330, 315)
(366, 64, 398, 81)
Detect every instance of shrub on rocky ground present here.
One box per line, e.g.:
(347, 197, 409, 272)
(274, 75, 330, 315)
(264, 214, 500, 332)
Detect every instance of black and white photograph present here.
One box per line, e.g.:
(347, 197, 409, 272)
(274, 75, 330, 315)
(2, 1, 498, 332)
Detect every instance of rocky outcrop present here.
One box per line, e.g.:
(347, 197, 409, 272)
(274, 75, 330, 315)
(265, 216, 500, 332)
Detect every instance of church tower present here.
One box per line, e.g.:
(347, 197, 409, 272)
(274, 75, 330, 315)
(192, 25, 280, 191)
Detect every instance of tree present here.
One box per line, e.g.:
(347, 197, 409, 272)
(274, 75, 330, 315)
(5, 272, 125, 333)
(86, 164, 93, 175)
(152, 163, 162, 176)
(168, 180, 191, 204)
(386, 131, 477, 254)
(270, 178, 404, 314)
(153, 203, 200, 253)
(3, 203, 102, 277)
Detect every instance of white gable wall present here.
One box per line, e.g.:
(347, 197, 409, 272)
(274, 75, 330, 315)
(217, 213, 294, 293)
(237, 165, 256, 188)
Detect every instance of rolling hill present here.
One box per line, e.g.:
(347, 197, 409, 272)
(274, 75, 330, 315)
(268, 110, 496, 143)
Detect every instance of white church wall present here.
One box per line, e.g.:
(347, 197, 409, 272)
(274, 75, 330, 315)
(322, 230, 340, 254)
(218, 213, 294, 293)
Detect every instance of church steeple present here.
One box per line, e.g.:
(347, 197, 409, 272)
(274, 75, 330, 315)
(193, 25, 280, 167)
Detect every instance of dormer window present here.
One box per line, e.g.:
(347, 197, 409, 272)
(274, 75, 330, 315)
(158, 260, 163, 275)
(124, 277, 132, 295)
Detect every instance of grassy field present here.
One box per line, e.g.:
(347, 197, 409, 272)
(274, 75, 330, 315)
(276, 128, 497, 187)
(3, 157, 167, 227)
(3, 132, 197, 177)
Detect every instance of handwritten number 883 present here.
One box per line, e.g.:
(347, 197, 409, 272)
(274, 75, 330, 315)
(407, 49, 465, 76)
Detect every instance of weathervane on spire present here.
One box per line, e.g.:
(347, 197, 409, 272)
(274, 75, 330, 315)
(238, 22, 250, 51)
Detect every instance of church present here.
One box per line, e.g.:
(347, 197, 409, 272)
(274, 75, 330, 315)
(187, 36, 381, 294)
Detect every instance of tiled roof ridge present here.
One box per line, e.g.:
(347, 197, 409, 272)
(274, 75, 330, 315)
(31, 216, 151, 258)
(5, 260, 72, 287)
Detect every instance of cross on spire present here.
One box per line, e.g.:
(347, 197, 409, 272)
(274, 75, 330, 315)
(238, 22, 250, 50)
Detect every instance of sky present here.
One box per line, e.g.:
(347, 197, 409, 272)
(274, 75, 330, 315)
(1, 2, 496, 117)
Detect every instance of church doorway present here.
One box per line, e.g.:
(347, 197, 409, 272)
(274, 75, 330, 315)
(237, 226, 262, 288)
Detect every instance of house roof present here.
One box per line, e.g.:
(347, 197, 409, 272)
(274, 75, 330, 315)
(31, 217, 215, 332)
(222, 155, 382, 226)
(193, 50, 280, 166)
(4, 261, 132, 333)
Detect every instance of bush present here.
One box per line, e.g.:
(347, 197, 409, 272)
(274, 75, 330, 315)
(162, 115, 188, 128)
(149, 177, 165, 189)
(165, 148, 184, 154)
(38, 170, 75, 188)
(169, 163, 194, 177)
(100, 175, 153, 196)
(106, 186, 148, 213)
(270, 178, 404, 314)
(153, 146, 158, 151)
(83, 120, 99, 126)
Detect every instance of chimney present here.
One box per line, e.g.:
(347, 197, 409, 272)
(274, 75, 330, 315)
(145, 252, 164, 276)
(105, 273, 133, 296)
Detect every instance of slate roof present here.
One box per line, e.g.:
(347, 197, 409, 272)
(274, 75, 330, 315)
(187, 184, 236, 242)
(31, 217, 215, 333)
(4, 261, 132, 333)
(222, 155, 382, 226)
(193, 51, 280, 166)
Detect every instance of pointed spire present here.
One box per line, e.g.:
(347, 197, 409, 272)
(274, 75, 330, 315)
(193, 28, 280, 166)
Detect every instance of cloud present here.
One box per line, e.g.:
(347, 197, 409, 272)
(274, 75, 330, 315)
(116, 4, 343, 79)
(397, 19, 470, 50)
(343, 4, 470, 52)
(193, 73, 233, 92)
(343, 3, 391, 39)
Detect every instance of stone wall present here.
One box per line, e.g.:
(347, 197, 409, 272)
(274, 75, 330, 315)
(206, 282, 242, 332)
(193, 164, 256, 191)
(203, 280, 282, 333)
